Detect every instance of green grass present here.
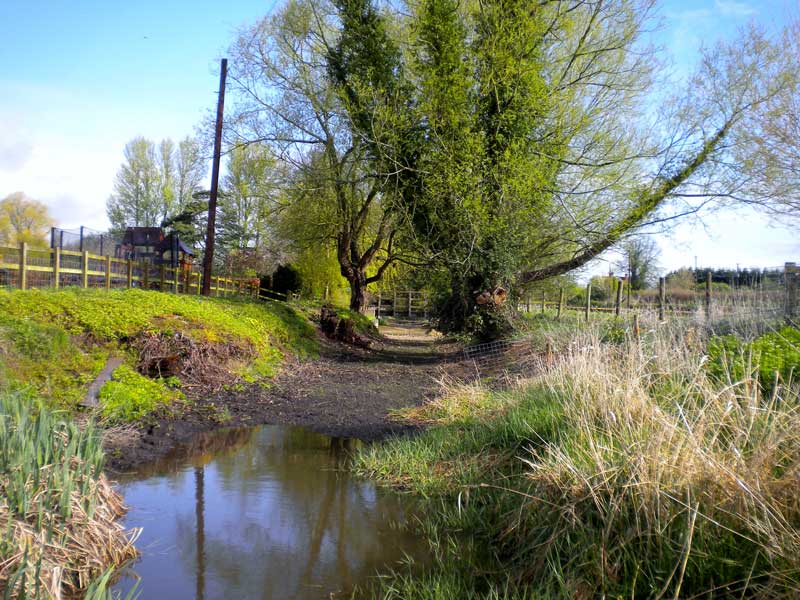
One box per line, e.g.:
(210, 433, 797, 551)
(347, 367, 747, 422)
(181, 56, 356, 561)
(0, 288, 317, 420)
(356, 322, 800, 599)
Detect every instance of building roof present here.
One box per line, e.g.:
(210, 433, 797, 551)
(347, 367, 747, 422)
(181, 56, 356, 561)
(157, 232, 195, 256)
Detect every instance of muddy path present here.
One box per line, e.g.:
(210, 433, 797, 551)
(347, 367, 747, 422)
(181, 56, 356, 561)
(105, 319, 464, 473)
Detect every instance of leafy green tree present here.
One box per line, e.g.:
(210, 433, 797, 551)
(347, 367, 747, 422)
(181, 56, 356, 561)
(333, 0, 795, 337)
(226, 0, 415, 311)
(107, 135, 207, 242)
(107, 137, 161, 231)
(218, 144, 276, 267)
(619, 237, 659, 291)
(0, 192, 54, 247)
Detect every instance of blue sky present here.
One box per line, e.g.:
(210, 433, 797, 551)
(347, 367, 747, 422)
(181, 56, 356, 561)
(0, 0, 797, 274)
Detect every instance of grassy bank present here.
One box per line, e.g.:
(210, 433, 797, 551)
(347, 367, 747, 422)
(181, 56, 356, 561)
(0, 288, 318, 598)
(0, 288, 317, 422)
(356, 320, 800, 598)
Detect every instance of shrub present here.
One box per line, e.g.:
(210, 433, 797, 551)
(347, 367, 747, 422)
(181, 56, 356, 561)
(98, 365, 184, 422)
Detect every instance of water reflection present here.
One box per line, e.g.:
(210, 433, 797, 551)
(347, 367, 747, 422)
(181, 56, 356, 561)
(113, 426, 426, 600)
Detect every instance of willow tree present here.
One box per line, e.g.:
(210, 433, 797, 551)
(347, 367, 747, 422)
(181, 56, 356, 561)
(332, 0, 793, 337)
(225, 0, 415, 312)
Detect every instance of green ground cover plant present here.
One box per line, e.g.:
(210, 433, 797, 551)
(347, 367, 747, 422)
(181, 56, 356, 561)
(708, 326, 800, 389)
(0, 288, 317, 421)
(357, 320, 800, 599)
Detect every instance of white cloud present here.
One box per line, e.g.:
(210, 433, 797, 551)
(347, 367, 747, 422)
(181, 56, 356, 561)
(714, 0, 757, 17)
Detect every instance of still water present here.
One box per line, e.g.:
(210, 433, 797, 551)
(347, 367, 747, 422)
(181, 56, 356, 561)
(112, 425, 427, 599)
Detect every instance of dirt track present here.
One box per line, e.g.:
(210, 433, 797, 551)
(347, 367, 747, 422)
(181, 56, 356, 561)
(105, 319, 462, 473)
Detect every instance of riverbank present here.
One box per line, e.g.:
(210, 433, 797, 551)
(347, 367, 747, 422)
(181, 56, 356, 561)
(105, 325, 462, 472)
(355, 318, 800, 599)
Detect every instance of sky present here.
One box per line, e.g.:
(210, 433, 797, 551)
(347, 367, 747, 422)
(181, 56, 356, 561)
(0, 0, 797, 275)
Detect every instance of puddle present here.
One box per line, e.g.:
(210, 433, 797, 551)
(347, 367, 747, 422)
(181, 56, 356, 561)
(112, 425, 427, 599)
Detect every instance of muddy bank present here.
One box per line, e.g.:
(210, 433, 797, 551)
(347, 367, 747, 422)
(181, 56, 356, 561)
(104, 322, 463, 473)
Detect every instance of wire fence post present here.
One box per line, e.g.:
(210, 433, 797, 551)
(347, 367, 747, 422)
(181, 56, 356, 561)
(557, 288, 565, 320)
(705, 270, 712, 322)
(53, 246, 61, 290)
(18, 242, 28, 290)
(105, 255, 111, 290)
(127, 260, 133, 289)
(658, 277, 666, 321)
(541, 291, 546, 314)
(142, 262, 149, 290)
(786, 262, 798, 319)
(615, 278, 623, 317)
(585, 283, 591, 322)
(81, 250, 89, 289)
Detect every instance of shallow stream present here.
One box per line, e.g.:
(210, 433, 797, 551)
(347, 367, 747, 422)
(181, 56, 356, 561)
(111, 425, 427, 599)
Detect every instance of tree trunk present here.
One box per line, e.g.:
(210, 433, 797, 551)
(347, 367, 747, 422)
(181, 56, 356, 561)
(436, 272, 515, 341)
(348, 272, 369, 313)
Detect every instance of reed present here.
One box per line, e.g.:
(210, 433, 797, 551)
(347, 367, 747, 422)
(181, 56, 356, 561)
(0, 391, 139, 598)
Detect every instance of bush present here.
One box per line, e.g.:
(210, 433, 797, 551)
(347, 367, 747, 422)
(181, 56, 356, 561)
(269, 264, 303, 296)
(707, 326, 800, 389)
(99, 365, 184, 422)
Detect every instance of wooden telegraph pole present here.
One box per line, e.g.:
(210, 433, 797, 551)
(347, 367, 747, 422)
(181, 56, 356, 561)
(202, 58, 228, 296)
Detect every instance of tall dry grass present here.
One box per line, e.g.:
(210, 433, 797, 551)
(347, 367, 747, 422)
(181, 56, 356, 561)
(359, 310, 800, 598)
(504, 317, 800, 597)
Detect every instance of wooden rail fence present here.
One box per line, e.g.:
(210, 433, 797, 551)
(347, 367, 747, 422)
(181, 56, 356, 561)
(0, 243, 259, 298)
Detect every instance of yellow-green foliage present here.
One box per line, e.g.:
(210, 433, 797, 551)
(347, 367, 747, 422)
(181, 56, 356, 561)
(99, 365, 184, 423)
(0, 288, 317, 416)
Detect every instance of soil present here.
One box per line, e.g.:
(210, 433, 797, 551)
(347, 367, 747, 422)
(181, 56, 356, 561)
(104, 319, 467, 474)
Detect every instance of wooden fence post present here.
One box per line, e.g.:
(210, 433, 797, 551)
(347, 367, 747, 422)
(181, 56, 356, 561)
(585, 283, 591, 322)
(786, 262, 798, 319)
(18, 242, 28, 290)
(705, 270, 712, 322)
(377, 292, 382, 319)
(159, 265, 165, 291)
(53, 246, 61, 290)
(526, 296, 531, 313)
(126, 260, 133, 289)
(541, 291, 546, 314)
(183, 269, 189, 294)
(142, 262, 149, 290)
(105, 256, 112, 290)
(81, 250, 89, 289)
(633, 313, 640, 339)
(557, 288, 565, 320)
(658, 277, 666, 321)
(615, 278, 623, 317)
(626, 277, 632, 309)
(196, 272, 201, 295)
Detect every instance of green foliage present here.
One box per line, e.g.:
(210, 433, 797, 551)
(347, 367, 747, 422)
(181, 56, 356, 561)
(707, 327, 800, 388)
(334, 307, 378, 336)
(99, 365, 183, 423)
(270, 264, 303, 296)
(0, 289, 318, 412)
